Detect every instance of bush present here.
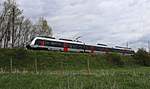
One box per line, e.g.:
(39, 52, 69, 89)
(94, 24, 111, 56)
(133, 48, 150, 66)
(105, 53, 124, 66)
(14, 49, 28, 59)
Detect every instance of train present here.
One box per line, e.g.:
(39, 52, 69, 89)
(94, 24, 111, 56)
(26, 36, 135, 55)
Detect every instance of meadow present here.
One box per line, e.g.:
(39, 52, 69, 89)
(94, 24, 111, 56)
(0, 49, 150, 89)
(0, 68, 150, 89)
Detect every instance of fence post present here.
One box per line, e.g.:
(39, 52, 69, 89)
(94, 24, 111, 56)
(87, 58, 91, 75)
(60, 61, 64, 75)
(67, 78, 70, 89)
(10, 58, 13, 73)
(35, 58, 38, 74)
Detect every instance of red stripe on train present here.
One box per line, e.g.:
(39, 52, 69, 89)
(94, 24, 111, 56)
(64, 43, 68, 52)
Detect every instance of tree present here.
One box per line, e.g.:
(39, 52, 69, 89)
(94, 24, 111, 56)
(0, 0, 16, 48)
(0, 0, 52, 48)
(10, 1, 23, 48)
(0, 0, 34, 48)
(134, 48, 150, 66)
(34, 17, 53, 37)
(20, 18, 33, 47)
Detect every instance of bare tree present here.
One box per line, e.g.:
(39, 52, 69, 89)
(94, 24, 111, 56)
(0, 0, 53, 48)
(0, 0, 13, 48)
(0, 0, 23, 48)
(34, 17, 53, 37)
(16, 18, 33, 47)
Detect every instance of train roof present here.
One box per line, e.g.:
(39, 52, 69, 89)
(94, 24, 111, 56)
(35, 36, 84, 45)
(37, 36, 56, 39)
(97, 43, 107, 46)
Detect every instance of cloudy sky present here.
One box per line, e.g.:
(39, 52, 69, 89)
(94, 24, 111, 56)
(1, 0, 150, 50)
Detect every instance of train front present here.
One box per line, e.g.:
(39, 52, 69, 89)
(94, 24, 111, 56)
(26, 37, 36, 50)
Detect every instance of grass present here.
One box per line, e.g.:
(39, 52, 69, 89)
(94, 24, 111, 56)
(0, 48, 138, 72)
(0, 48, 150, 89)
(0, 67, 150, 89)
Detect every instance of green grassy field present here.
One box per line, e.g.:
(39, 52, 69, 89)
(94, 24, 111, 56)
(0, 67, 150, 89)
(0, 48, 137, 72)
(0, 49, 150, 89)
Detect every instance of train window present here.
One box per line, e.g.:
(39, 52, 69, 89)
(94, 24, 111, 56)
(95, 47, 110, 52)
(69, 44, 76, 49)
(35, 39, 40, 45)
(95, 47, 100, 51)
(69, 43, 83, 49)
(77, 44, 83, 49)
(51, 41, 63, 47)
(85, 45, 92, 50)
(45, 41, 51, 46)
(45, 40, 63, 47)
(35, 39, 45, 46)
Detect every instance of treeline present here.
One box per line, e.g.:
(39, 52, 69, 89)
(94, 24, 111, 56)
(0, 0, 52, 48)
(105, 48, 150, 66)
(133, 48, 150, 66)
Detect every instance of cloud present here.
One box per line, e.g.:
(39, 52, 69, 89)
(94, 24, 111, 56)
(1, 0, 150, 50)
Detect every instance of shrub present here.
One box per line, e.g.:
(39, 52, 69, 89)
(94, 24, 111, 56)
(105, 53, 124, 66)
(14, 48, 28, 60)
(133, 48, 150, 66)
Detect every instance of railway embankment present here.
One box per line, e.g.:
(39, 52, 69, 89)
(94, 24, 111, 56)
(0, 48, 149, 72)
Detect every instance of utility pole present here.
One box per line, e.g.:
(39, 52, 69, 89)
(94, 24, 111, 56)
(126, 42, 129, 48)
(148, 40, 150, 53)
(12, 5, 15, 48)
(75, 36, 82, 41)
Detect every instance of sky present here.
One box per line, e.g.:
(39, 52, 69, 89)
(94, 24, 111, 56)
(1, 0, 150, 50)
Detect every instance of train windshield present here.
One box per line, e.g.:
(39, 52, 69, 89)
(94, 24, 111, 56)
(30, 37, 35, 42)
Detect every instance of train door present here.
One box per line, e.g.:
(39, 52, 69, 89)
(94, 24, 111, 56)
(64, 42, 68, 52)
(39, 40, 45, 46)
(35, 39, 45, 46)
(91, 46, 95, 53)
(104, 48, 110, 54)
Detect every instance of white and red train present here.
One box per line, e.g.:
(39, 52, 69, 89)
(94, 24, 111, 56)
(26, 36, 134, 55)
